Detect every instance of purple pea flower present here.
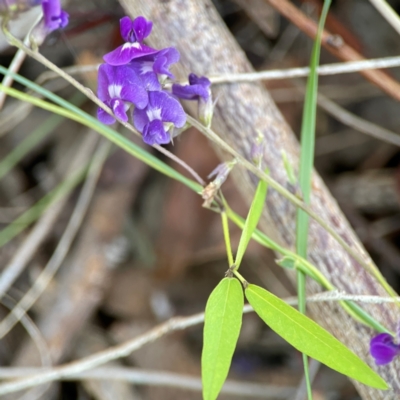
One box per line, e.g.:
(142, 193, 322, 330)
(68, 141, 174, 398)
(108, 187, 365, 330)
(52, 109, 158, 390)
(129, 47, 180, 91)
(133, 90, 186, 145)
(370, 333, 400, 365)
(103, 16, 158, 66)
(97, 63, 148, 125)
(41, 0, 69, 33)
(172, 73, 213, 127)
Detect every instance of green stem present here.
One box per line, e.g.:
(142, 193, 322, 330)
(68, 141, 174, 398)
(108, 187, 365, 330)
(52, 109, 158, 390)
(232, 269, 247, 287)
(221, 211, 234, 267)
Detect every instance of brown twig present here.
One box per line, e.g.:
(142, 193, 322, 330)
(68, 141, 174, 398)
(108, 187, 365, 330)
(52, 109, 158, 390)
(266, 0, 400, 101)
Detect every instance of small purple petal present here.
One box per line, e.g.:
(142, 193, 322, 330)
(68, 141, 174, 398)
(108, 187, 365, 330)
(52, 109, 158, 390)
(142, 120, 170, 145)
(132, 16, 153, 42)
(132, 107, 149, 132)
(97, 107, 116, 125)
(120, 16, 135, 42)
(152, 47, 180, 78)
(189, 73, 211, 87)
(119, 16, 153, 43)
(370, 333, 400, 365)
(97, 63, 148, 109)
(41, 0, 69, 32)
(133, 91, 186, 145)
(103, 43, 159, 66)
(129, 60, 161, 91)
(111, 98, 128, 122)
(148, 91, 186, 128)
(172, 73, 211, 101)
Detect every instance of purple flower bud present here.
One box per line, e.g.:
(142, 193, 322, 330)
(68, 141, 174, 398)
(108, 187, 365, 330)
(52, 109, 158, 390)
(133, 90, 186, 145)
(370, 333, 400, 365)
(97, 63, 148, 125)
(172, 73, 211, 101)
(208, 160, 236, 188)
(41, 0, 69, 33)
(120, 16, 152, 43)
(172, 73, 213, 127)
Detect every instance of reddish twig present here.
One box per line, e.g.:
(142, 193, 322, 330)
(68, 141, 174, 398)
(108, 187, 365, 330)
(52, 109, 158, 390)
(266, 0, 400, 101)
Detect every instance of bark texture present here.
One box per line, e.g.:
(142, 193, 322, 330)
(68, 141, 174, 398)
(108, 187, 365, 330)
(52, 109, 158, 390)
(120, 1, 399, 398)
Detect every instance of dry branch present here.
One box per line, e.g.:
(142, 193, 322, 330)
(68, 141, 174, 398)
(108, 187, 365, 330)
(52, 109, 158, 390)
(119, 1, 399, 398)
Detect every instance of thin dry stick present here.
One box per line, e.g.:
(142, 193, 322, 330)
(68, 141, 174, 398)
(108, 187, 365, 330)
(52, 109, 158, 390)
(266, 0, 400, 101)
(0, 367, 295, 399)
(0, 291, 397, 396)
(368, 0, 400, 36)
(317, 93, 400, 147)
(0, 138, 110, 340)
(35, 56, 400, 86)
(211, 56, 400, 84)
(0, 133, 98, 302)
(0, 13, 43, 110)
(1, 295, 51, 370)
(0, 37, 28, 110)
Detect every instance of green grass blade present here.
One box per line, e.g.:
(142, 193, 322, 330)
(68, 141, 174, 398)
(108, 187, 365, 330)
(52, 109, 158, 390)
(296, 1, 331, 257)
(296, 2, 331, 397)
(202, 278, 243, 400)
(245, 284, 388, 390)
(234, 172, 268, 269)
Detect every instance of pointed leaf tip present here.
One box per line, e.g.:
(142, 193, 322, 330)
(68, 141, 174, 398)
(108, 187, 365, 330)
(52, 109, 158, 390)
(245, 284, 388, 390)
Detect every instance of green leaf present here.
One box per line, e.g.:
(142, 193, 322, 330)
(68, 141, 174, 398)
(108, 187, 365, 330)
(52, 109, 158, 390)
(245, 284, 388, 390)
(202, 278, 243, 400)
(234, 173, 268, 268)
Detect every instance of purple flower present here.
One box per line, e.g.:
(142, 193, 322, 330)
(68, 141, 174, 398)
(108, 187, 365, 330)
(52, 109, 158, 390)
(370, 333, 400, 365)
(97, 63, 148, 125)
(41, 0, 69, 33)
(172, 73, 211, 101)
(120, 16, 152, 43)
(172, 73, 213, 127)
(103, 16, 158, 66)
(133, 90, 186, 145)
(129, 47, 180, 91)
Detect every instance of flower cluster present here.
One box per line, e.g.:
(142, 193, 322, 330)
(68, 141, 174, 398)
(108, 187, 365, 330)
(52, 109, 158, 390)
(0, 0, 68, 34)
(370, 332, 400, 365)
(97, 15, 212, 146)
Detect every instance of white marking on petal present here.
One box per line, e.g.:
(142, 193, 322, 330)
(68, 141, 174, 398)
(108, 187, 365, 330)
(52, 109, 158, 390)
(146, 107, 162, 121)
(140, 61, 154, 75)
(122, 42, 141, 51)
(108, 84, 122, 99)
